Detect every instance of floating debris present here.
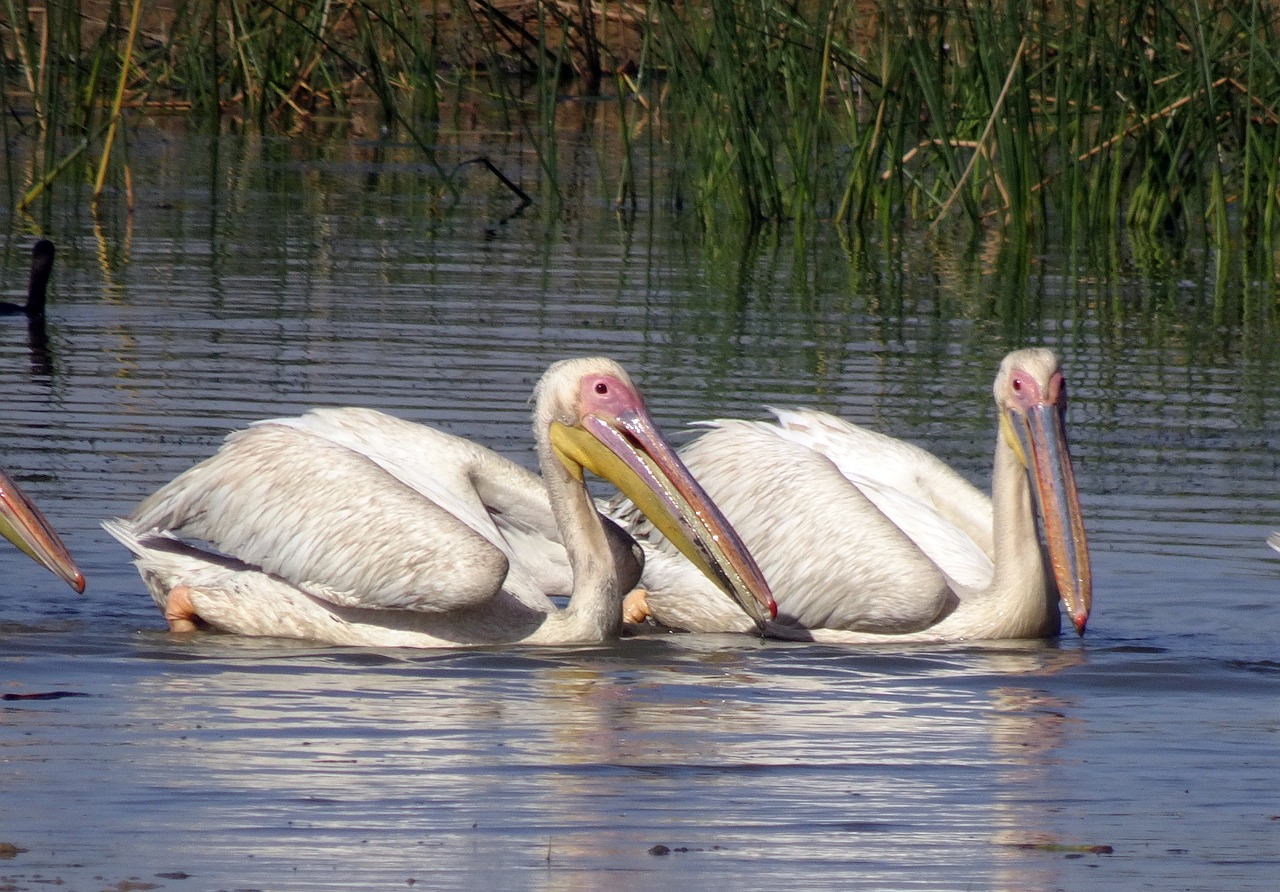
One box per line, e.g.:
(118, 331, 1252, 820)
(1, 690, 90, 701)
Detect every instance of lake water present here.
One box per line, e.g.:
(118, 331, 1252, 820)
(0, 124, 1277, 891)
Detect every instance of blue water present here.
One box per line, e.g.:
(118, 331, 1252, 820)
(0, 128, 1277, 890)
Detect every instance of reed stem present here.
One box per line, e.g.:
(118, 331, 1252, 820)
(93, 0, 142, 204)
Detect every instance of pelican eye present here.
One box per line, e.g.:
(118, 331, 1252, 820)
(595, 381, 608, 394)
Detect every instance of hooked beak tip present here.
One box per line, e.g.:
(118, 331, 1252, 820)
(1072, 613, 1088, 636)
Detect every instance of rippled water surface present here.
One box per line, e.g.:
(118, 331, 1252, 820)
(0, 129, 1278, 891)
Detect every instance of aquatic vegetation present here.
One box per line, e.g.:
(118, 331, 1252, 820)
(1, 0, 1279, 258)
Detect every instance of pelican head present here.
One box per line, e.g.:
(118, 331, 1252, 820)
(0, 465, 84, 592)
(538, 358, 776, 626)
(996, 348, 1091, 634)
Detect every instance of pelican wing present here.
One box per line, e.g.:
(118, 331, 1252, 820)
(129, 422, 518, 613)
(617, 418, 954, 632)
(767, 408, 994, 590)
(270, 408, 574, 599)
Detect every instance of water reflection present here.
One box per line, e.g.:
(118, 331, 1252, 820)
(22, 316, 52, 378)
(6, 640, 1085, 889)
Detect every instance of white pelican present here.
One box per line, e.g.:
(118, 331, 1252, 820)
(0, 463, 84, 593)
(0, 239, 55, 317)
(104, 357, 775, 647)
(616, 348, 1091, 643)
(1268, 532, 1280, 554)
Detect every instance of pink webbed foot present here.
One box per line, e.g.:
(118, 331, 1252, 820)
(622, 588, 651, 625)
(164, 585, 200, 633)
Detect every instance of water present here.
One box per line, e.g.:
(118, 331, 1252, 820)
(0, 127, 1278, 891)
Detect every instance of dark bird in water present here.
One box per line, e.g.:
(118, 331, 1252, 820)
(0, 239, 56, 317)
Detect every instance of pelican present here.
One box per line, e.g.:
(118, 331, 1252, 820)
(0, 463, 84, 592)
(1268, 532, 1280, 554)
(616, 348, 1091, 643)
(0, 239, 55, 317)
(104, 358, 775, 647)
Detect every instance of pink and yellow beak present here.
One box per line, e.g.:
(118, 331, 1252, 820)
(550, 372, 776, 627)
(0, 466, 84, 593)
(1005, 371, 1091, 634)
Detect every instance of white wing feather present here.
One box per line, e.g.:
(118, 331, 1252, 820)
(615, 418, 955, 633)
(270, 408, 572, 599)
(127, 410, 572, 614)
(767, 408, 994, 590)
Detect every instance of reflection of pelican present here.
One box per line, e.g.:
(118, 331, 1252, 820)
(0, 464, 84, 592)
(0, 239, 55, 317)
(1269, 532, 1280, 554)
(618, 348, 1091, 643)
(105, 358, 774, 647)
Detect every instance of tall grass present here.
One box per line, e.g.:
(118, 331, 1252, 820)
(597, 0, 1278, 262)
(2, 0, 1280, 255)
(642, 0, 851, 225)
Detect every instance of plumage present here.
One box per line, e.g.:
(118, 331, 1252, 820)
(1268, 532, 1280, 554)
(615, 348, 1091, 644)
(106, 358, 773, 647)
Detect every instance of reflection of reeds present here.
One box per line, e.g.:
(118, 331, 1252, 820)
(2, 1, 1280, 248)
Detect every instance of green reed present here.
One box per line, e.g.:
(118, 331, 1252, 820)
(641, 0, 852, 224)
(3, 0, 1280, 255)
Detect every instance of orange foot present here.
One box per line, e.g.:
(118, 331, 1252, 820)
(622, 588, 651, 625)
(165, 585, 200, 633)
